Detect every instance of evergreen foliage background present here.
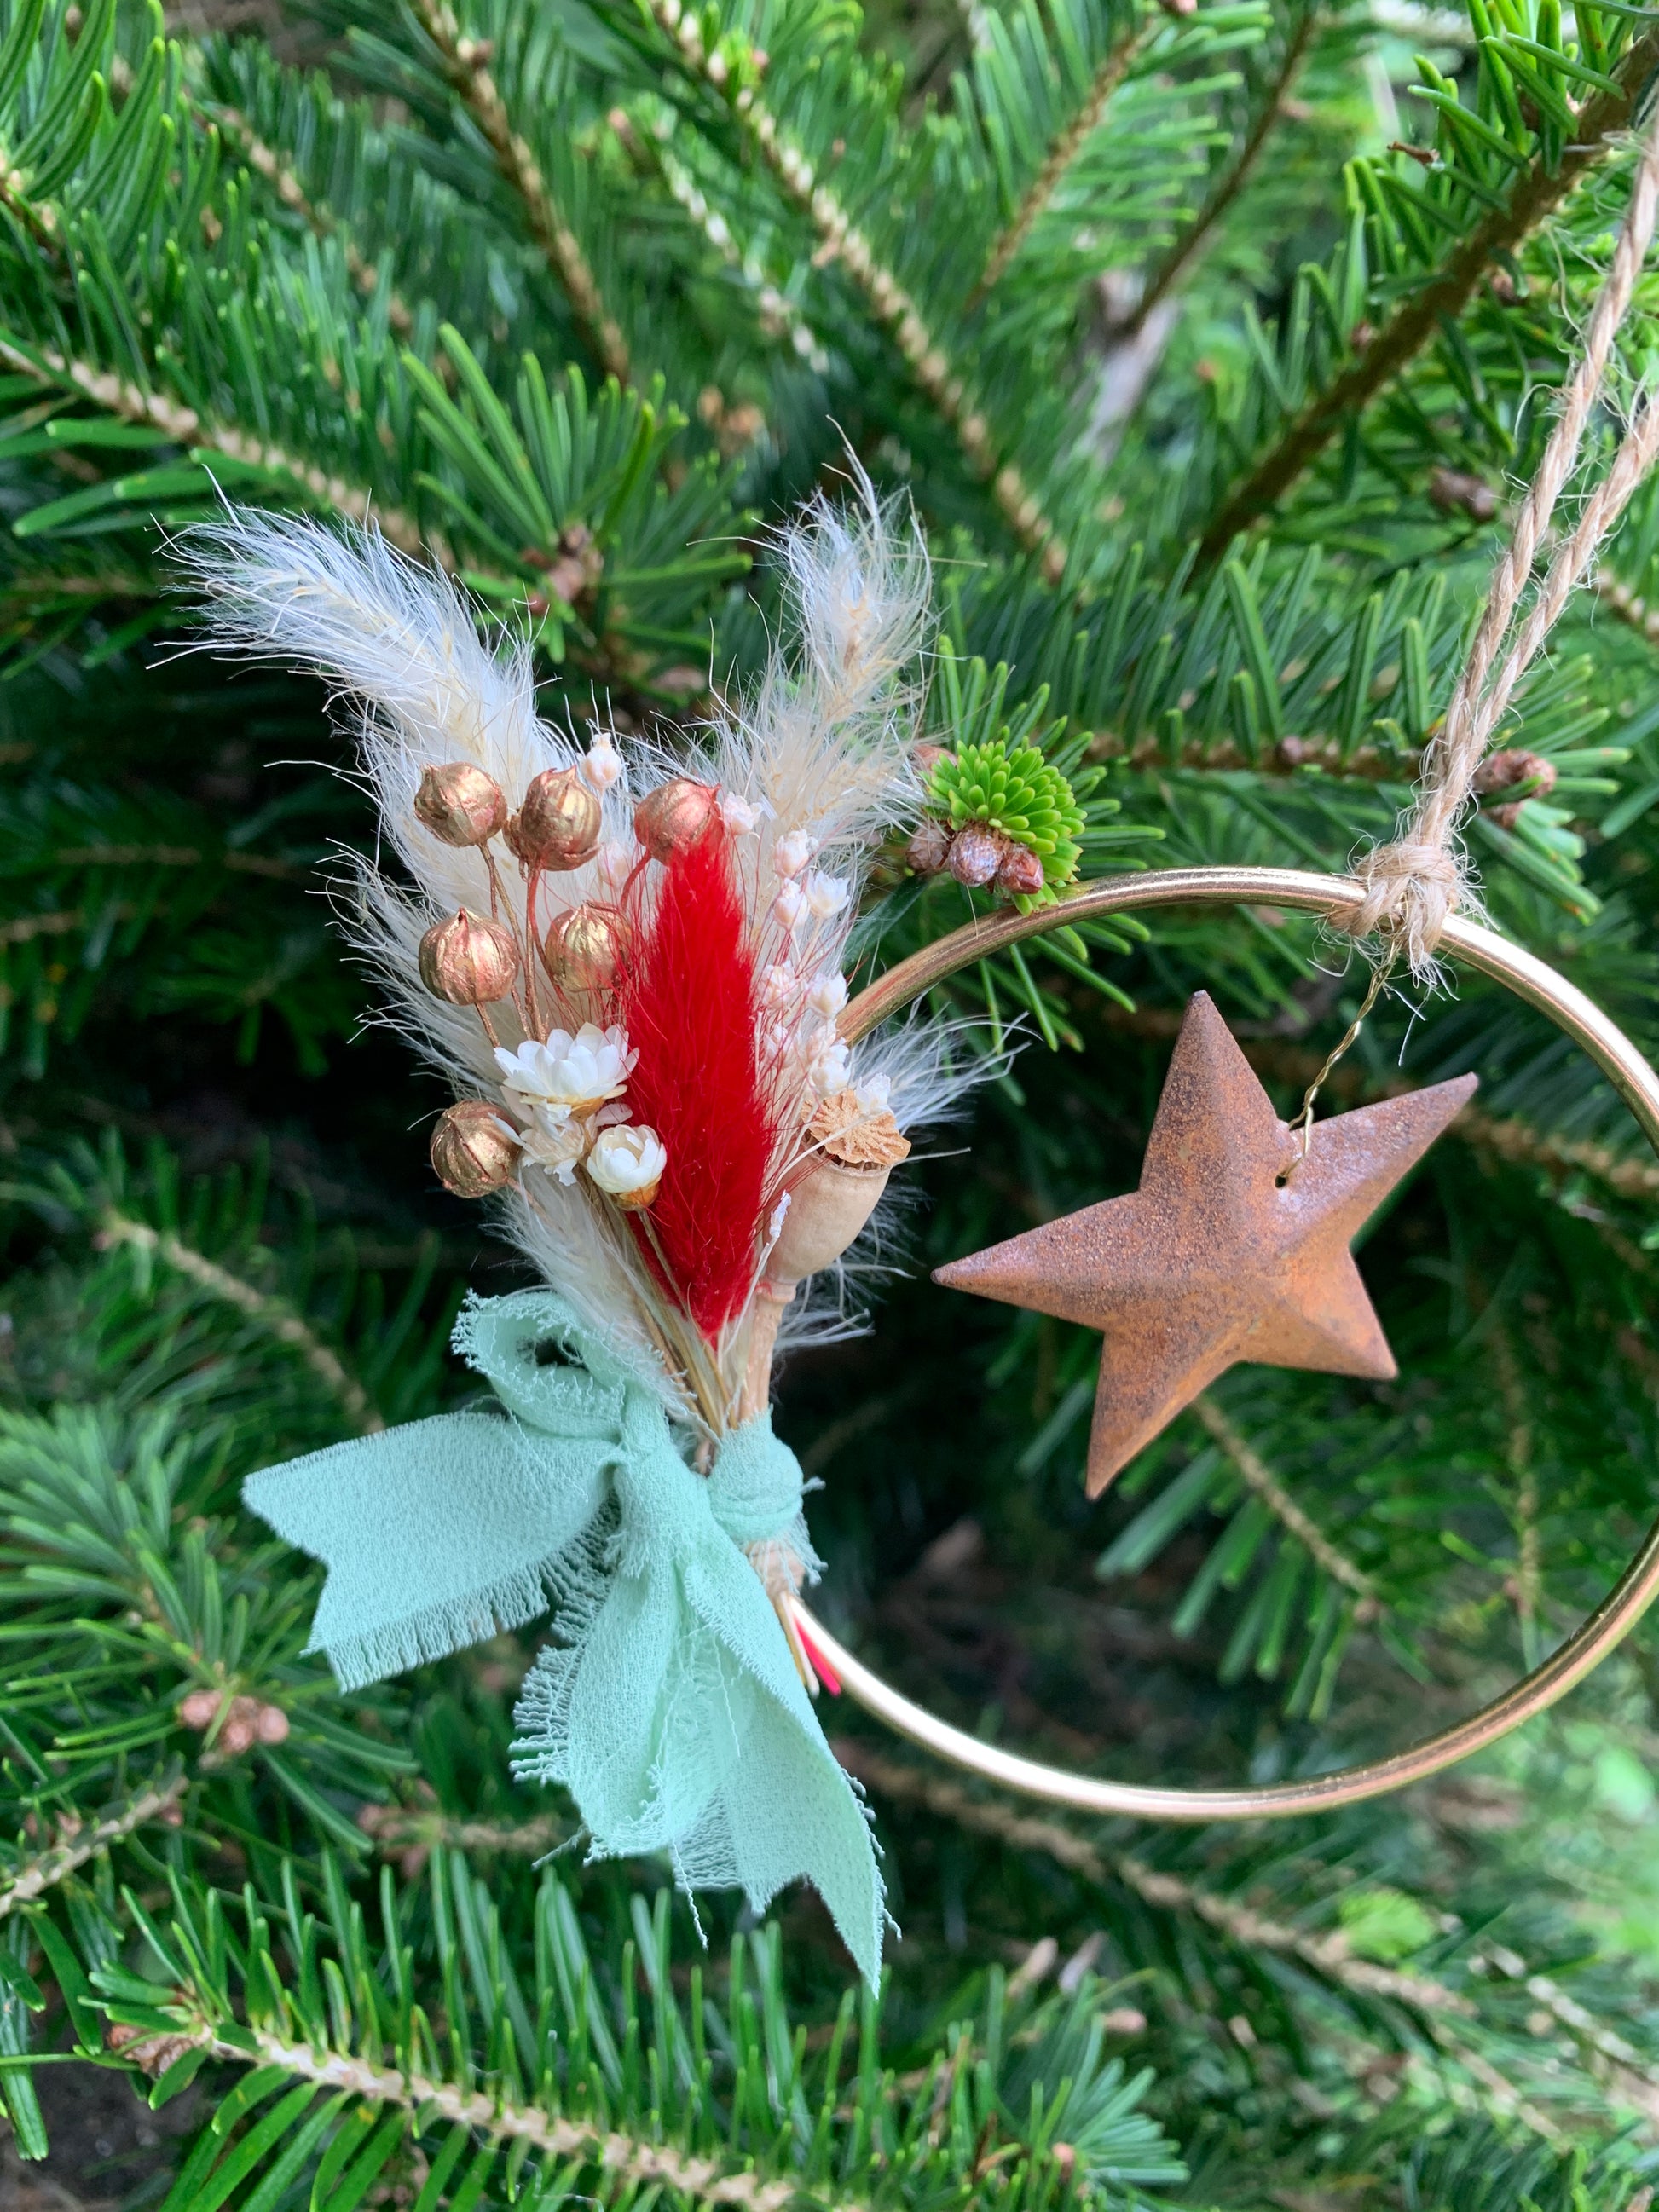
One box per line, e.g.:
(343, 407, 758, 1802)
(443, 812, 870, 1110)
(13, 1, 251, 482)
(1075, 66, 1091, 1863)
(6, 0, 1659, 2201)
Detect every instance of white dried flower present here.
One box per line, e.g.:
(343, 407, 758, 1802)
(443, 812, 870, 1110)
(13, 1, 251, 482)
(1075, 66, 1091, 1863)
(772, 828, 815, 878)
(719, 788, 760, 835)
(761, 963, 797, 1008)
(586, 1123, 667, 1207)
(496, 1024, 636, 1122)
(520, 1112, 589, 1186)
(806, 970, 847, 1019)
(853, 1073, 892, 1114)
(595, 839, 636, 893)
(580, 732, 623, 795)
(809, 1037, 852, 1095)
(803, 870, 850, 921)
(772, 879, 806, 933)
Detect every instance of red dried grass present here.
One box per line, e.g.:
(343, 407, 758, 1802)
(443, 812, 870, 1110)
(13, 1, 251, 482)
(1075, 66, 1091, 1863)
(616, 829, 775, 1338)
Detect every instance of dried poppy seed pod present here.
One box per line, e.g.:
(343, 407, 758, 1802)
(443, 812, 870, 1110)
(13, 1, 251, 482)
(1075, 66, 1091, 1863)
(413, 761, 507, 847)
(543, 901, 628, 995)
(947, 822, 1004, 889)
(995, 840, 1045, 898)
(905, 818, 951, 875)
(634, 777, 720, 861)
(512, 766, 604, 870)
(431, 1100, 522, 1198)
(418, 909, 520, 1005)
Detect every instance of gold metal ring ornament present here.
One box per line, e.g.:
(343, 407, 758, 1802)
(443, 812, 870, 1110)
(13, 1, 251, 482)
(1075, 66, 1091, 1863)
(789, 864, 1659, 1822)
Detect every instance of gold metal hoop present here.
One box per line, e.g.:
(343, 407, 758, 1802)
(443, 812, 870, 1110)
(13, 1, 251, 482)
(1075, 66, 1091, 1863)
(790, 865, 1659, 1822)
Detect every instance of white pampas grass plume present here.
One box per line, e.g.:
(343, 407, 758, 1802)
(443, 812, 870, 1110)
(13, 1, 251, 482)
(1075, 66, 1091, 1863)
(701, 456, 931, 886)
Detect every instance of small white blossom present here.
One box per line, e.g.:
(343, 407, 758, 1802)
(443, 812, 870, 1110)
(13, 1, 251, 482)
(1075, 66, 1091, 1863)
(772, 828, 815, 879)
(595, 839, 636, 892)
(520, 1112, 588, 1185)
(806, 970, 847, 1019)
(803, 870, 850, 921)
(809, 1037, 852, 1095)
(772, 879, 806, 933)
(586, 1123, 667, 1206)
(853, 1073, 893, 1114)
(580, 732, 623, 796)
(761, 963, 796, 1008)
(496, 1024, 636, 1122)
(719, 788, 760, 835)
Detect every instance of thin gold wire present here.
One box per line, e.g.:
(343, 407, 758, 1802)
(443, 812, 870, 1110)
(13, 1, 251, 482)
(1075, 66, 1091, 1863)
(791, 865, 1659, 1822)
(1286, 953, 1394, 1168)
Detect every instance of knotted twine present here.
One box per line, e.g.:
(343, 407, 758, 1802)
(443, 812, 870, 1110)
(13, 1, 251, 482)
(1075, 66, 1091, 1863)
(245, 1289, 886, 1984)
(1347, 102, 1659, 981)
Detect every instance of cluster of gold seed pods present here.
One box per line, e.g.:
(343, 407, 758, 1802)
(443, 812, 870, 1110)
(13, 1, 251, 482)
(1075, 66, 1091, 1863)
(411, 754, 721, 1198)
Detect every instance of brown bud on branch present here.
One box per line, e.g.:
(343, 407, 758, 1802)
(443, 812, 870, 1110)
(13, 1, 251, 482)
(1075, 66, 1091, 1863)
(946, 821, 1004, 888)
(905, 818, 952, 875)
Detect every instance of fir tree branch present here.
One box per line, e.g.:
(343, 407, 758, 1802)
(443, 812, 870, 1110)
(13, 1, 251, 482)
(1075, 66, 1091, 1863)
(170, 2023, 803, 2210)
(1188, 1392, 1382, 1617)
(641, 3, 1068, 580)
(408, 0, 632, 387)
(836, 1742, 1473, 2014)
(1119, 8, 1315, 338)
(973, 17, 1155, 303)
(1198, 24, 1659, 558)
(206, 100, 417, 339)
(54, 842, 300, 881)
(0, 339, 431, 559)
(611, 107, 827, 375)
(0, 911, 92, 947)
(356, 1803, 567, 1856)
(1088, 726, 1413, 779)
(0, 1770, 186, 1920)
(1594, 569, 1659, 650)
(96, 1213, 384, 1435)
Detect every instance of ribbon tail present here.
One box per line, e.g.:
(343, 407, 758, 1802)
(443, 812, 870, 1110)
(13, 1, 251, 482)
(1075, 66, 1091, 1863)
(246, 1411, 610, 1691)
(682, 1545, 886, 1988)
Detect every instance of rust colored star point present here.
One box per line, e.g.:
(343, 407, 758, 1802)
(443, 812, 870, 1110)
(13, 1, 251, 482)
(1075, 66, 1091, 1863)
(934, 991, 1477, 1497)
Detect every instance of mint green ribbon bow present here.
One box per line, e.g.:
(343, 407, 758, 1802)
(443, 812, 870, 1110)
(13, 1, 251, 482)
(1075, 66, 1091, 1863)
(243, 1290, 884, 1984)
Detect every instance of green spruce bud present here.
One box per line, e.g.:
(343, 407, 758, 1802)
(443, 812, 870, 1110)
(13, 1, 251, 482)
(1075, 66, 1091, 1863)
(928, 738, 1084, 902)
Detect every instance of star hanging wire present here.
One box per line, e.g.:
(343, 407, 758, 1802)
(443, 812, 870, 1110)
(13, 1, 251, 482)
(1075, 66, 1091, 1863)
(934, 992, 1477, 1496)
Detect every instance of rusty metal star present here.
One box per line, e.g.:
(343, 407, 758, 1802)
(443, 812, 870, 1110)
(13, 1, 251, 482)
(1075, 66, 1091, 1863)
(934, 991, 1477, 1497)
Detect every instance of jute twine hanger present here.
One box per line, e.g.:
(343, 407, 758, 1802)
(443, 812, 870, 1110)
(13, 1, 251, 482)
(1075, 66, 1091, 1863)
(1344, 98, 1659, 985)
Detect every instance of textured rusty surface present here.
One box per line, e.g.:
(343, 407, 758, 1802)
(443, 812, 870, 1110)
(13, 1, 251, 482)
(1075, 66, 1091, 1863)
(935, 991, 1477, 1496)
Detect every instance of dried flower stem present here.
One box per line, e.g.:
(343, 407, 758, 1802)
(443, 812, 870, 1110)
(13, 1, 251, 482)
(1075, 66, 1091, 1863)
(99, 1213, 383, 1434)
(410, 0, 631, 387)
(0, 1771, 187, 1920)
(1188, 1393, 1381, 1616)
(640, 2, 1066, 580)
(974, 21, 1154, 301)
